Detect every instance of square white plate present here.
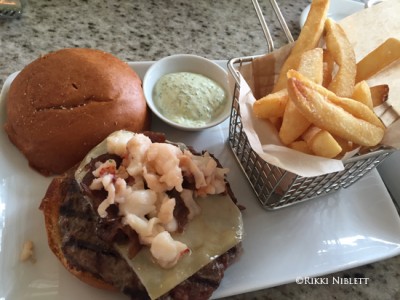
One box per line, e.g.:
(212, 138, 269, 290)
(1, 61, 400, 300)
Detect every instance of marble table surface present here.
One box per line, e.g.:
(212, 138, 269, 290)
(0, 0, 399, 299)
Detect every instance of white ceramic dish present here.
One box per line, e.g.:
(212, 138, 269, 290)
(143, 54, 231, 131)
(300, 0, 364, 27)
(1, 61, 400, 300)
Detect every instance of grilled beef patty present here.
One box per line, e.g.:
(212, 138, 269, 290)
(57, 134, 242, 300)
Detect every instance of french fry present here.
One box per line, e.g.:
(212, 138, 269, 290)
(287, 70, 385, 129)
(322, 49, 335, 87)
(251, 0, 392, 159)
(253, 89, 288, 119)
(322, 54, 334, 87)
(352, 81, 373, 109)
(370, 84, 389, 107)
(279, 99, 310, 144)
(289, 140, 312, 155)
(296, 48, 324, 84)
(303, 126, 342, 158)
(279, 48, 323, 144)
(309, 131, 342, 158)
(269, 117, 283, 131)
(302, 126, 322, 144)
(333, 134, 354, 155)
(272, 0, 330, 92)
(324, 18, 356, 97)
(287, 75, 385, 147)
(356, 38, 400, 82)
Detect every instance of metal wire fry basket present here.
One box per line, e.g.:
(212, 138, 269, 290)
(227, 0, 397, 210)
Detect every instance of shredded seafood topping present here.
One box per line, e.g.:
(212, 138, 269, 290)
(89, 131, 229, 268)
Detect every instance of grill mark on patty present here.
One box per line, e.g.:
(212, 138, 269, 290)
(189, 273, 222, 290)
(63, 236, 119, 257)
(59, 175, 147, 296)
(59, 201, 96, 219)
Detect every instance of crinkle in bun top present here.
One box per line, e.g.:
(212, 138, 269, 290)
(4, 48, 150, 176)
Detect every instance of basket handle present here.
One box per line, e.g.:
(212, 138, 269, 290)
(228, 0, 294, 85)
(252, 0, 294, 52)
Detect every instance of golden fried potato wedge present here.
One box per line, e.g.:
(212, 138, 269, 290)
(352, 81, 373, 109)
(253, 89, 288, 119)
(279, 48, 323, 144)
(356, 38, 400, 82)
(333, 134, 354, 155)
(297, 48, 324, 84)
(324, 18, 356, 97)
(287, 70, 385, 129)
(309, 131, 342, 158)
(279, 99, 310, 144)
(322, 49, 335, 88)
(370, 84, 389, 107)
(303, 126, 342, 158)
(269, 117, 283, 131)
(287, 76, 385, 147)
(272, 0, 330, 92)
(289, 140, 312, 155)
(302, 126, 322, 144)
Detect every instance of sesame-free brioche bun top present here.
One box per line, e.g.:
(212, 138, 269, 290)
(4, 48, 150, 175)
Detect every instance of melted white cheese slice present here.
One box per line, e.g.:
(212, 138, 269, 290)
(116, 194, 243, 300)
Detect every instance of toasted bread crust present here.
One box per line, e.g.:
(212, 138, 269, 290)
(5, 48, 150, 176)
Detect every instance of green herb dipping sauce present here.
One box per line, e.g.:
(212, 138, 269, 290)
(153, 72, 227, 127)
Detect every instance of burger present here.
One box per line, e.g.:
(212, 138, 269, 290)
(4, 48, 150, 176)
(40, 130, 243, 300)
